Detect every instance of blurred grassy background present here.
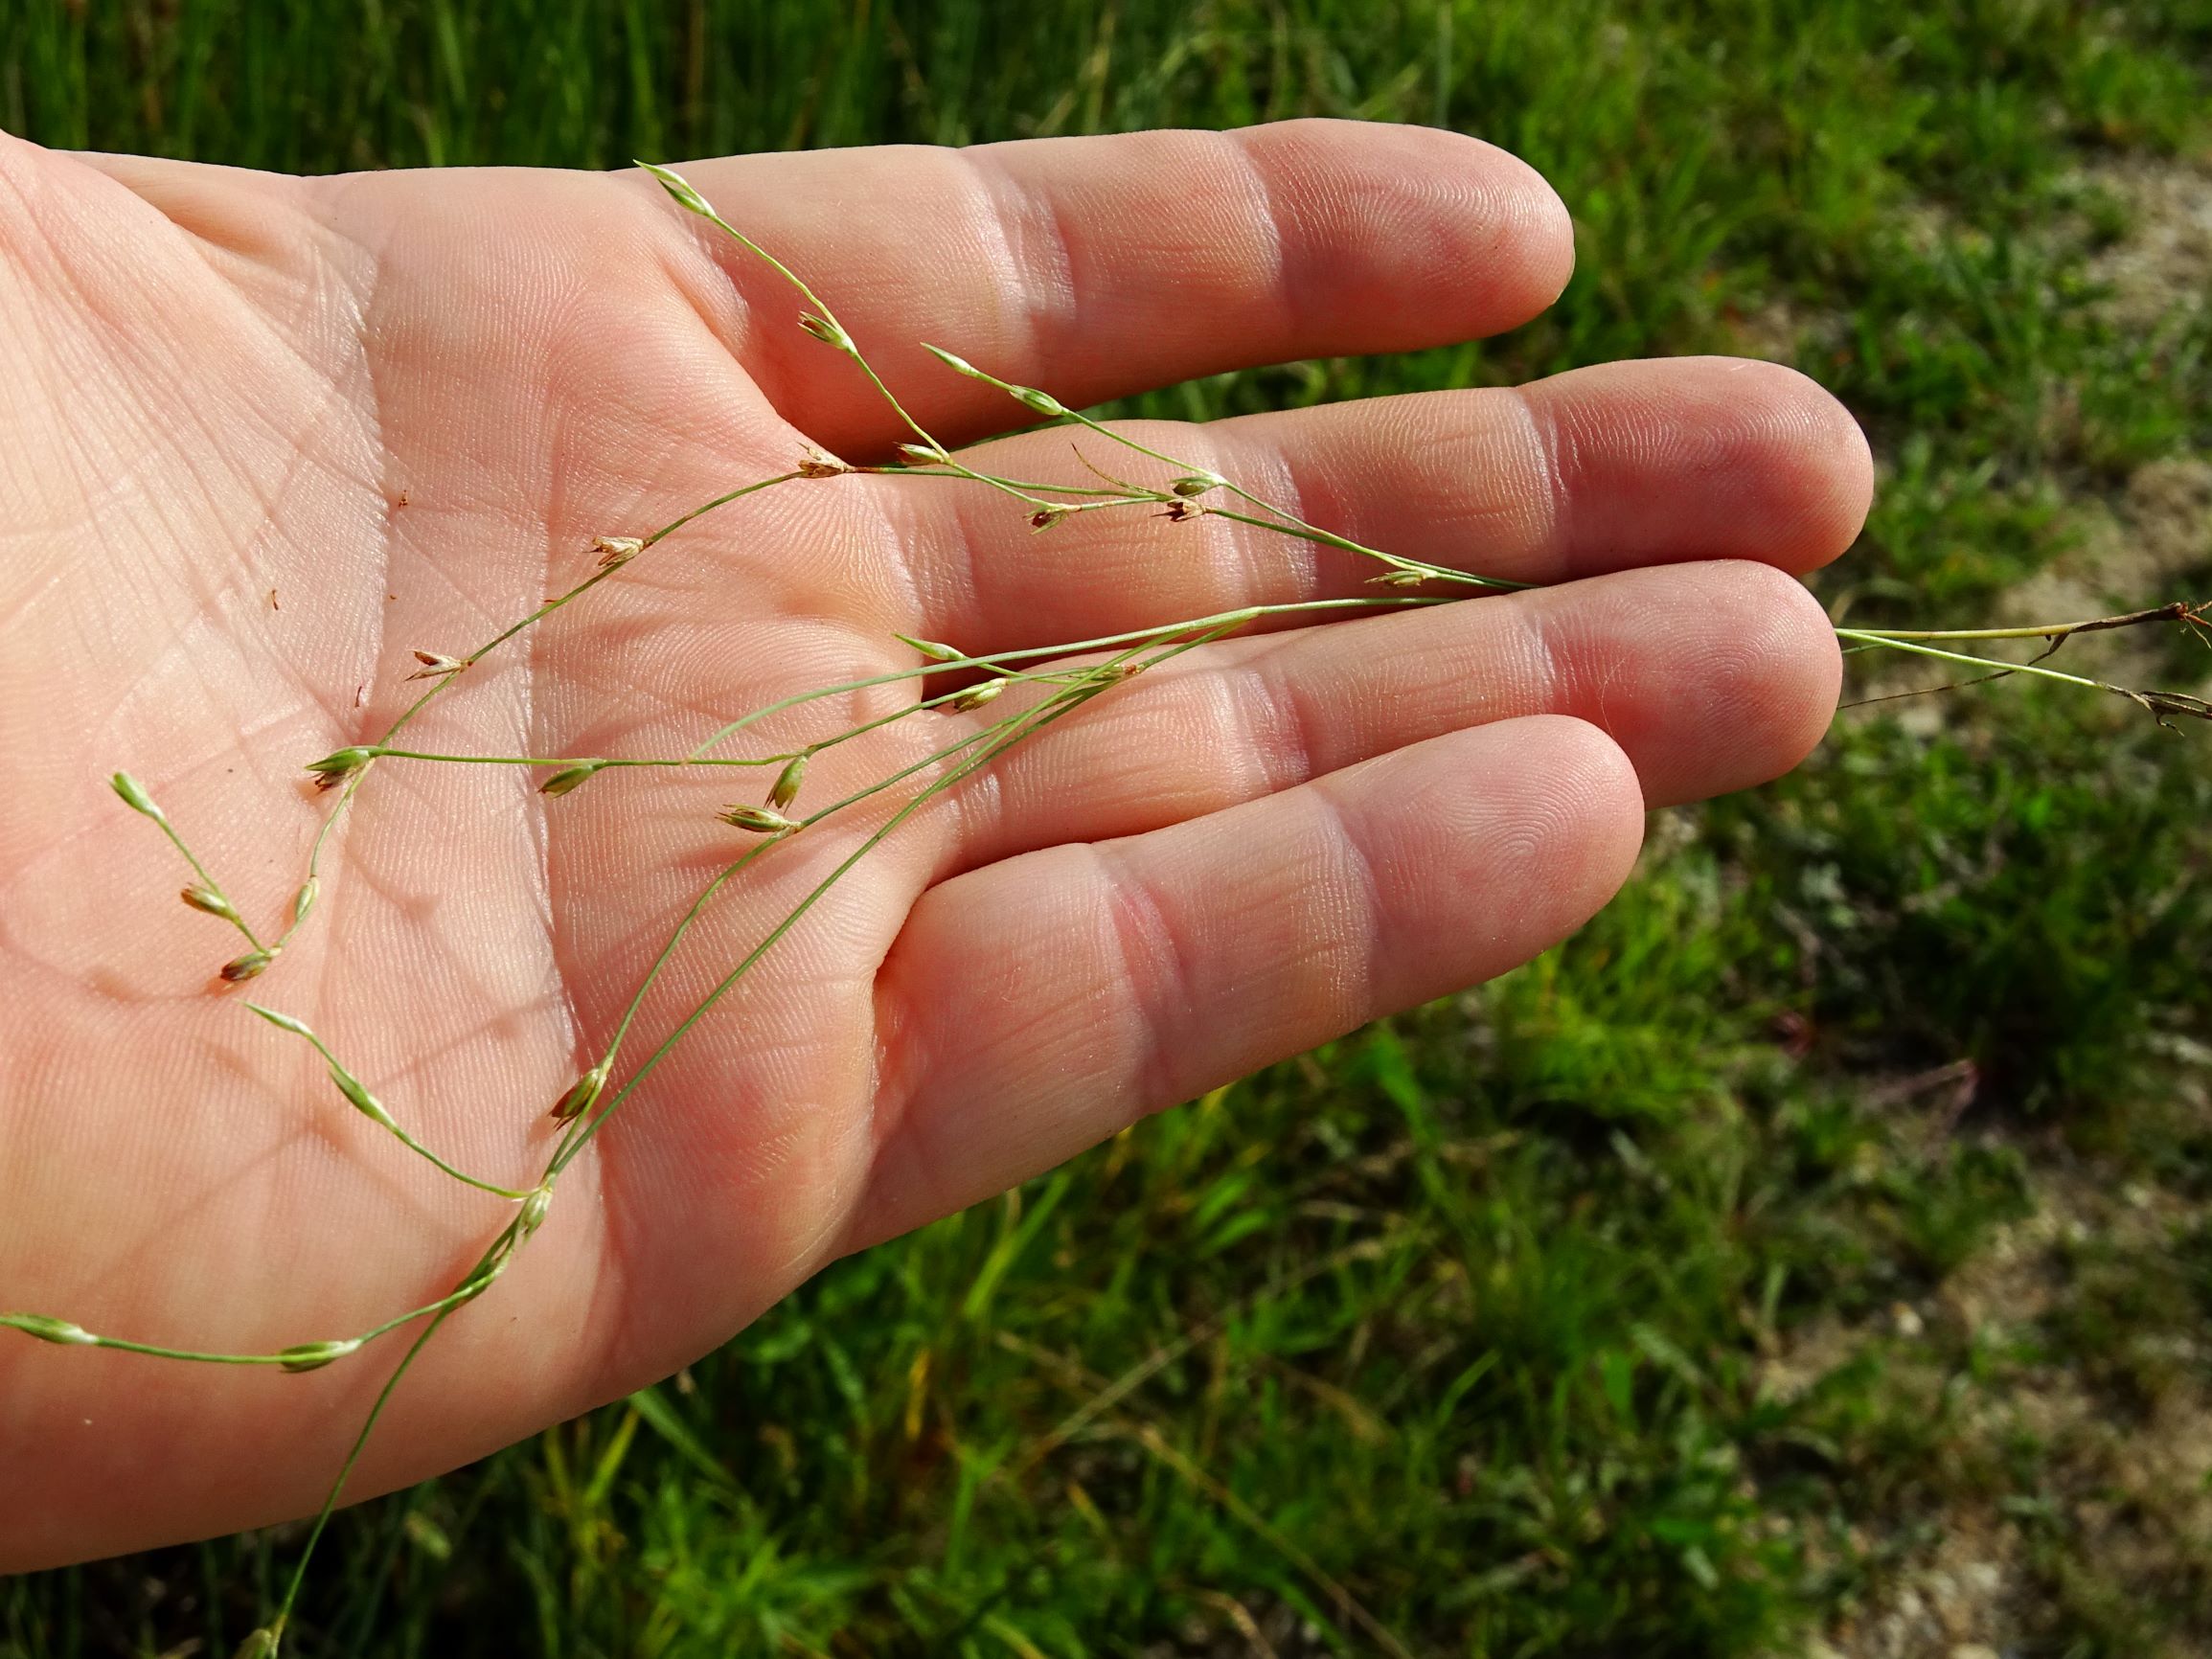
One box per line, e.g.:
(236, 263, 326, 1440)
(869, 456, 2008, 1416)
(3, 1, 2211, 1654)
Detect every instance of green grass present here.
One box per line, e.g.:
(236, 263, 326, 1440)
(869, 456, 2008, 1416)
(4, 0, 2212, 1653)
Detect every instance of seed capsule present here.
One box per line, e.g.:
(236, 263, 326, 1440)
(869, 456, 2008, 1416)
(278, 1338, 361, 1375)
(109, 772, 165, 820)
(305, 747, 373, 784)
(718, 803, 800, 834)
(219, 949, 276, 983)
(518, 1186, 555, 1239)
(769, 755, 808, 810)
(948, 678, 1007, 713)
(592, 534, 644, 571)
(405, 649, 467, 680)
(181, 884, 237, 920)
(897, 442, 948, 466)
(551, 1062, 609, 1124)
(893, 632, 964, 664)
(1170, 472, 1225, 497)
(5, 1313, 96, 1346)
(538, 761, 606, 798)
(797, 445, 852, 479)
(798, 311, 854, 351)
(639, 160, 714, 218)
(1012, 385, 1066, 419)
(291, 877, 319, 926)
(241, 1002, 315, 1039)
(327, 1064, 398, 1131)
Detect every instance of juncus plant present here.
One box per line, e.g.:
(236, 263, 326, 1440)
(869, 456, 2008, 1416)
(1, 130, 2203, 1648)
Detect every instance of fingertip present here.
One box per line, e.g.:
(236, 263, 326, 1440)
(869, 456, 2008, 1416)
(1229, 119, 1577, 345)
(1700, 357, 1874, 571)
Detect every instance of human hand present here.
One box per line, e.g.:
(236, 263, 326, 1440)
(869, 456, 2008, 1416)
(0, 119, 1867, 1567)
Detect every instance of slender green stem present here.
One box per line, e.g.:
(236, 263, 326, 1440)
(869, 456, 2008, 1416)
(686, 595, 1443, 759)
(1835, 629, 2110, 692)
(270, 1298, 463, 1644)
(150, 814, 268, 952)
(245, 1010, 535, 1200)
(555, 665, 1152, 1175)
(270, 468, 808, 954)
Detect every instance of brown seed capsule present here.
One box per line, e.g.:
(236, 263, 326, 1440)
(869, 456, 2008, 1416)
(220, 949, 276, 983)
(1029, 506, 1074, 531)
(797, 445, 852, 479)
(181, 884, 237, 920)
(592, 535, 644, 571)
(718, 803, 800, 834)
(797, 311, 853, 351)
(405, 649, 467, 680)
(948, 678, 1008, 713)
(769, 755, 807, 811)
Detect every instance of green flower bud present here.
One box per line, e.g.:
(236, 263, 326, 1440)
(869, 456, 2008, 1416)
(5, 1312, 96, 1346)
(305, 747, 374, 783)
(768, 755, 807, 811)
(181, 884, 238, 920)
(278, 1338, 361, 1375)
(518, 1186, 555, 1239)
(327, 1064, 397, 1131)
(538, 761, 607, 798)
(1012, 385, 1066, 419)
(241, 1002, 315, 1039)
(948, 678, 1007, 713)
(637, 160, 713, 218)
(551, 1062, 608, 1124)
(110, 771, 165, 820)
(797, 312, 854, 352)
(291, 877, 319, 926)
(893, 632, 964, 664)
(717, 803, 800, 834)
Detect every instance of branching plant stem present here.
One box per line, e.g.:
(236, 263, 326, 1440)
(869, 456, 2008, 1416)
(15, 165, 2208, 1654)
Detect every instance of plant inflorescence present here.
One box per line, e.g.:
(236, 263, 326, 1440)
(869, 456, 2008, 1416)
(6, 163, 2207, 1654)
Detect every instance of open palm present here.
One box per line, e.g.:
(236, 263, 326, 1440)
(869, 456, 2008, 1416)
(0, 119, 1868, 1569)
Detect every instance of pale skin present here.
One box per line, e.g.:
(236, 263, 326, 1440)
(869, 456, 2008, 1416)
(0, 118, 1868, 1570)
